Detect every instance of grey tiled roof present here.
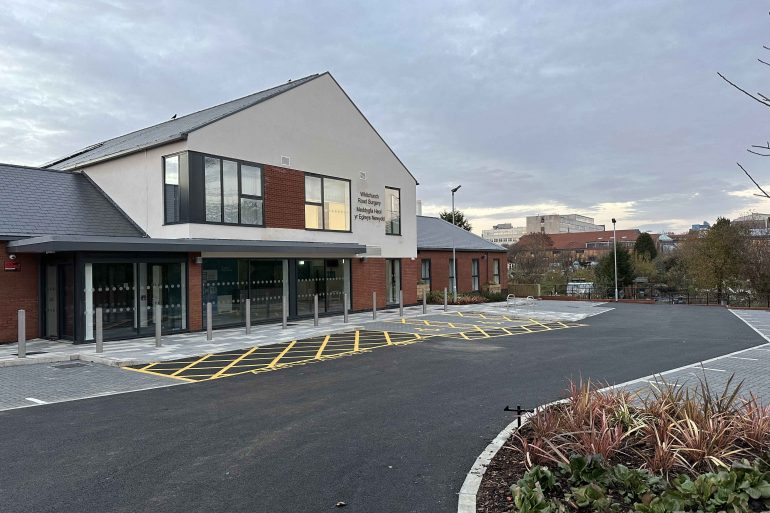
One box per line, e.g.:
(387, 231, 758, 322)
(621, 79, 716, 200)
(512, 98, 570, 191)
(44, 74, 321, 170)
(417, 216, 507, 252)
(0, 164, 146, 239)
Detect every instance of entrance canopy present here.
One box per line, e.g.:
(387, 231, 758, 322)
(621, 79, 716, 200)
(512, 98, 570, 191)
(6, 235, 366, 255)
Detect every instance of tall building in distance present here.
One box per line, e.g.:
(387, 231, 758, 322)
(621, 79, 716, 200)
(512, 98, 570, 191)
(525, 214, 605, 234)
(481, 223, 525, 245)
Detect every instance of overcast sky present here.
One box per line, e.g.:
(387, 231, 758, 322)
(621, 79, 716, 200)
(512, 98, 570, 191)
(1, 1, 768, 234)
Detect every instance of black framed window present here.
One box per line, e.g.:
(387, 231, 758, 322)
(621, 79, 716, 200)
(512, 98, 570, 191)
(449, 258, 456, 293)
(203, 155, 263, 226)
(493, 259, 501, 285)
(471, 259, 480, 291)
(421, 259, 431, 289)
(164, 155, 181, 223)
(385, 187, 401, 235)
(305, 174, 350, 231)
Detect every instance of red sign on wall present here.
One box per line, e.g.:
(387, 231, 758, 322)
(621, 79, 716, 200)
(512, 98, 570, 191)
(3, 260, 20, 272)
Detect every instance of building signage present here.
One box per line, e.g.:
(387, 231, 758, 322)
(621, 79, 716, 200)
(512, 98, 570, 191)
(355, 191, 385, 223)
(3, 260, 20, 272)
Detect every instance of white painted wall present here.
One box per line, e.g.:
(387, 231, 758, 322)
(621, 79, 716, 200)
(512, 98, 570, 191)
(187, 74, 417, 258)
(79, 74, 417, 259)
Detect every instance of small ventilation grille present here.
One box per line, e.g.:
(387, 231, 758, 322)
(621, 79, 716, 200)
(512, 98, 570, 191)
(281, 155, 291, 166)
(359, 171, 367, 181)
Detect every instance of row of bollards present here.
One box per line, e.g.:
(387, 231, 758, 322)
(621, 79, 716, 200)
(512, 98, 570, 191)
(15, 288, 443, 358)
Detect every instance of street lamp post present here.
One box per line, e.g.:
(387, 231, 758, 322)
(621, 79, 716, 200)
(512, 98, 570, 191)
(612, 217, 618, 302)
(451, 185, 462, 303)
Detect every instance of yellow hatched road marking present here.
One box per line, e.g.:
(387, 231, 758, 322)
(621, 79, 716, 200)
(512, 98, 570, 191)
(460, 332, 470, 340)
(268, 340, 296, 368)
(384, 331, 392, 345)
(475, 325, 490, 337)
(315, 334, 331, 359)
(528, 318, 553, 330)
(354, 331, 360, 352)
(456, 312, 464, 317)
(124, 366, 196, 382)
(170, 353, 213, 376)
(502, 327, 513, 336)
(211, 346, 257, 379)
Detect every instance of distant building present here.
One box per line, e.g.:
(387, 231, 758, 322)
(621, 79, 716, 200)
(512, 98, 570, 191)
(481, 223, 525, 245)
(733, 213, 770, 231)
(545, 229, 657, 265)
(526, 214, 605, 234)
(691, 221, 711, 232)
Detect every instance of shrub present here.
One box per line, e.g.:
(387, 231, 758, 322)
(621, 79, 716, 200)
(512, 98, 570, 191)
(506, 377, 770, 512)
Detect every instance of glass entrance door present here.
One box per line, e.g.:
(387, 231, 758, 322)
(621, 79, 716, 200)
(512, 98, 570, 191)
(386, 259, 401, 305)
(88, 261, 186, 340)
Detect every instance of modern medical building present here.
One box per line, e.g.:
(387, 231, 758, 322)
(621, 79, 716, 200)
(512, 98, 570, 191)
(0, 73, 505, 344)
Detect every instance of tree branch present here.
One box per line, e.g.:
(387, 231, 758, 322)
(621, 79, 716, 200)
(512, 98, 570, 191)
(718, 72, 770, 107)
(759, 58, 770, 67)
(748, 149, 770, 157)
(738, 162, 770, 199)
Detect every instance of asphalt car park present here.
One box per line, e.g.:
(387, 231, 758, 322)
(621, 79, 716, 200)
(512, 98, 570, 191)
(0, 303, 765, 513)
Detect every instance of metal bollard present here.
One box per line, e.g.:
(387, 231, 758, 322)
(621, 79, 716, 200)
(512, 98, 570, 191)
(245, 299, 251, 335)
(313, 294, 319, 327)
(95, 307, 103, 353)
(372, 291, 377, 320)
(17, 309, 25, 359)
(206, 302, 213, 341)
(422, 290, 427, 314)
(444, 287, 448, 311)
(155, 303, 162, 347)
(343, 293, 349, 323)
(282, 296, 288, 329)
(399, 290, 404, 317)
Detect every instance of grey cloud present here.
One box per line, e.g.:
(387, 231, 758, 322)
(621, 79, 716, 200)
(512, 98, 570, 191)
(0, 0, 768, 232)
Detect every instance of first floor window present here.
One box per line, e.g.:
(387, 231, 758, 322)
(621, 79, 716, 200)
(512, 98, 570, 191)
(164, 155, 180, 223)
(204, 155, 263, 225)
(205, 156, 222, 222)
(305, 174, 350, 231)
(493, 259, 501, 285)
(471, 259, 480, 291)
(420, 259, 431, 289)
(385, 187, 401, 235)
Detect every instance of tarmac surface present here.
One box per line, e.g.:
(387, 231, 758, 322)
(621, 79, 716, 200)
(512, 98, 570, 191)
(0, 303, 765, 513)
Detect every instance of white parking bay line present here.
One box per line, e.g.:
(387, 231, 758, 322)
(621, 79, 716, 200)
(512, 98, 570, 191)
(25, 397, 47, 405)
(726, 356, 759, 361)
(697, 367, 726, 372)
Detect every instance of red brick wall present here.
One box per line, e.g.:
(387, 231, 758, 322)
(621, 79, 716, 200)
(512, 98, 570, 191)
(401, 258, 419, 305)
(0, 243, 40, 343)
(417, 250, 508, 294)
(187, 253, 202, 331)
(264, 165, 305, 229)
(351, 258, 386, 310)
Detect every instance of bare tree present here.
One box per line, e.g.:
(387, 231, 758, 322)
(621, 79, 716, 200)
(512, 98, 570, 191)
(718, 12, 770, 195)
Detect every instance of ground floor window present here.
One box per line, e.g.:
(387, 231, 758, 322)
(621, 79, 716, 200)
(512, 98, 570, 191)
(203, 259, 284, 328)
(471, 259, 480, 291)
(386, 259, 401, 304)
(420, 259, 431, 290)
(449, 258, 456, 294)
(297, 259, 347, 315)
(86, 261, 187, 340)
(493, 259, 501, 285)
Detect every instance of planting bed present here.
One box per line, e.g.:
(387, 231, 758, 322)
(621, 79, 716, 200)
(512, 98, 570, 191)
(477, 379, 770, 513)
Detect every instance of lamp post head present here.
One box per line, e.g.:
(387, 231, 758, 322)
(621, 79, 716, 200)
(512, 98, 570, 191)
(611, 218, 616, 225)
(451, 185, 462, 194)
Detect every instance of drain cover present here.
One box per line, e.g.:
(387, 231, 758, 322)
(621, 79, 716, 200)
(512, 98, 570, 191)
(52, 362, 88, 369)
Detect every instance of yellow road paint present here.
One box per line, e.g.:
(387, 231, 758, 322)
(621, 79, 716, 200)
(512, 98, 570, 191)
(315, 334, 331, 359)
(211, 346, 257, 379)
(124, 366, 196, 383)
(268, 340, 296, 368)
(528, 318, 553, 331)
(354, 330, 360, 352)
(170, 353, 213, 377)
(384, 331, 392, 345)
(475, 325, 490, 337)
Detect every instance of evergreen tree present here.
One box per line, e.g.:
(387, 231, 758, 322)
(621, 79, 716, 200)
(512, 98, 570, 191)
(439, 210, 472, 231)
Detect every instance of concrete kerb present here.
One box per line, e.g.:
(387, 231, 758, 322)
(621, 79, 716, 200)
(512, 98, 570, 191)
(456, 308, 770, 513)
